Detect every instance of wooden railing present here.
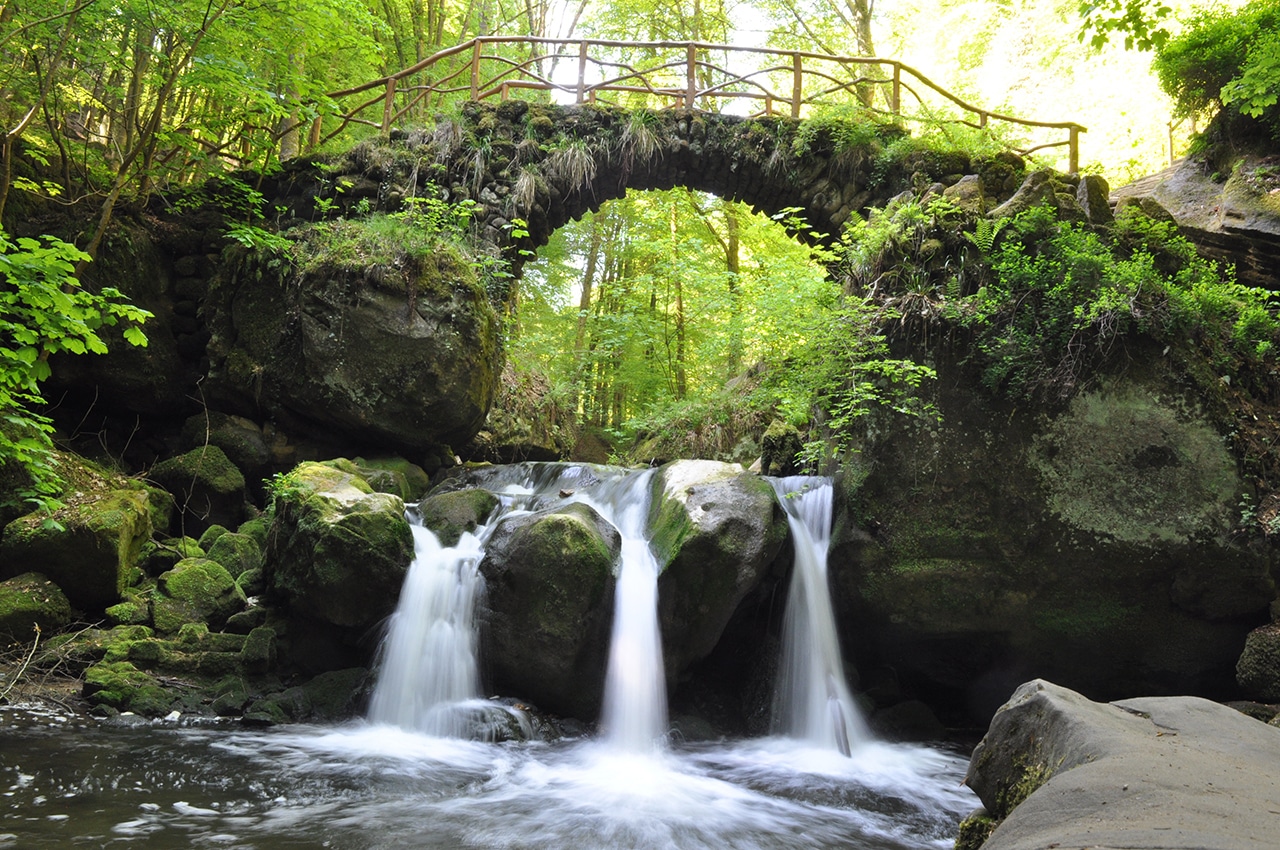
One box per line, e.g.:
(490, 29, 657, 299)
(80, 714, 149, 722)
(315, 37, 1085, 172)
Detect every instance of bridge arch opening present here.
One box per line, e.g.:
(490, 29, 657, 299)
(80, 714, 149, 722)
(505, 185, 842, 459)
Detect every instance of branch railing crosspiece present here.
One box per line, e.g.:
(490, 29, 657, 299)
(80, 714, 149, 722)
(313, 36, 1085, 173)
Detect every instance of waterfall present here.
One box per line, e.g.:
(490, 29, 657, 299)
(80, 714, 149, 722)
(769, 477, 869, 754)
(587, 469, 668, 752)
(366, 519, 490, 735)
(367, 464, 583, 735)
(368, 463, 669, 748)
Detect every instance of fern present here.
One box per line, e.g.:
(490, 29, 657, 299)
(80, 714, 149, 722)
(964, 216, 1009, 254)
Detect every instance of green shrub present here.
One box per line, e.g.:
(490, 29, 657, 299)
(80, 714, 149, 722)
(962, 204, 1278, 399)
(1153, 1, 1280, 135)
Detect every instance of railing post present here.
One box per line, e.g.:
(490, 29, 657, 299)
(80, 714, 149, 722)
(686, 43, 698, 108)
(308, 116, 323, 150)
(791, 53, 803, 118)
(577, 41, 588, 104)
(381, 77, 396, 134)
(471, 40, 482, 101)
(1069, 125, 1080, 173)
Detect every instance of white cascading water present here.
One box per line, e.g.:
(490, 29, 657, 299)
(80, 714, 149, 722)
(367, 463, 671, 749)
(585, 469, 668, 752)
(770, 476, 869, 755)
(366, 520, 491, 735)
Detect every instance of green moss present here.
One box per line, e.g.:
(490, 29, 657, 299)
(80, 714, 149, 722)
(1028, 383, 1240, 544)
(104, 596, 151, 627)
(0, 573, 72, 642)
(83, 661, 172, 715)
(995, 757, 1053, 818)
(954, 812, 998, 850)
(153, 445, 246, 494)
(153, 558, 246, 634)
(518, 510, 613, 638)
(205, 531, 262, 578)
(418, 488, 499, 546)
(198, 525, 231, 550)
(236, 516, 271, 547)
(0, 486, 152, 610)
(1033, 595, 1131, 637)
(240, 626, 277, 671)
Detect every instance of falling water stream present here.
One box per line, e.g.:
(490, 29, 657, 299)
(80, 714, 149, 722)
(770, 476, 870, 755)
(0, 462, 977, 849)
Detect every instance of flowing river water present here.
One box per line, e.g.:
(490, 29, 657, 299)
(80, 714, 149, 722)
(1, 464, 977, 849)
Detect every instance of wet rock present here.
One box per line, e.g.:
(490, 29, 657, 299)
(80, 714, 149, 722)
(353, 456, 433, 501)
(479, 501, 620, 719)
(842, 354, 1266, 720)
(649, 460, 789, 677)
(252, 667, 372, 722)
(417, 488, 499, 546)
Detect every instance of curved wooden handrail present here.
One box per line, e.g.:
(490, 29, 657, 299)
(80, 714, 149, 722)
(313, 36, 1085, 172)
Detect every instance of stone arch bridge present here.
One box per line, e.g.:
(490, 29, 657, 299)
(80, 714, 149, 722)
(289, 99, 1027, 282)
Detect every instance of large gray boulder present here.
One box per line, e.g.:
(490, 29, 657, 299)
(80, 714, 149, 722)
(964, 679, 1280, 850)
(478, 501, 620, 718)
(648, 460, 789, 677)
(205, 233, 502, 453)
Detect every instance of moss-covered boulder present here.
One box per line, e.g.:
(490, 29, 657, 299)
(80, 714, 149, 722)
(204, 222, 502, 453)
(205, 531, 262, 578)
(141, 536, 204, 577)
(264, 460, 414, 633)
(0, 573, 72, 643)
(840, 353, 1269, 721)
(649, 460, 789, 676)
(248, 667, 371, 723)
(180, 412, 272, 484)
(83, 660, 173, 715)
(0, 479, 152, 611)
(353, 457, 432, 501)
(152, 557, 246, 634)
(150, 445, 247, 535)
(1237, 622, 1280, 702)
(417, 488, 499, 546)
(478, 502, 620, 718)
(760, 420, 802, 477)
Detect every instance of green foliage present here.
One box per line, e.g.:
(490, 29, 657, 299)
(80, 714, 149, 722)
(960, 204, 1278, 399)
(0, 230, 150, 514)
(1153, 1, 1280, 132)
(793, 104, 891, 158)
(766, 302, 938, 468)
(963, 216, 1009, 255)
(1077, 0, 1173, 51)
